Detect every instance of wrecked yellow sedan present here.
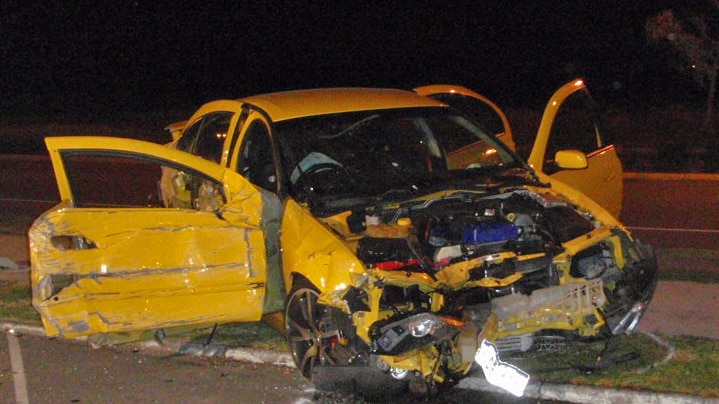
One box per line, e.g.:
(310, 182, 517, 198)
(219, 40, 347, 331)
(31, 81, 656, 397)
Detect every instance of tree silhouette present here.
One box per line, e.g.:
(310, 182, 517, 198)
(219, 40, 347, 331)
(646, 2, 719, 126)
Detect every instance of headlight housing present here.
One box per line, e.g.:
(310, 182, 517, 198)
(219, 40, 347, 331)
(373, 312, 463, 354)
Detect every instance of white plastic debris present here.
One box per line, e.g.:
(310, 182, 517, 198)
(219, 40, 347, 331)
(0, 256, 19, 271)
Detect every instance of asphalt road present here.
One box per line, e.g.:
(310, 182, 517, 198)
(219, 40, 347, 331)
(1, 331, 543, 404)
(0, 330, 314, 404)
(621, 173, 719, 250)
(2, 155, 717, 250)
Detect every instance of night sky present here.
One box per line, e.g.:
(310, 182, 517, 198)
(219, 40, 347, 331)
(0, 1, 709, 118)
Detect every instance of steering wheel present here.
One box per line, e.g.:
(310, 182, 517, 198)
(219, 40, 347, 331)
(293, 162, 356, 202)
(295, 162, 345, 183)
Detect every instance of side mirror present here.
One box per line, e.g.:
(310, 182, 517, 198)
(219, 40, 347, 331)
(164, 120, 188, 142)
(554, 149, 588, 170)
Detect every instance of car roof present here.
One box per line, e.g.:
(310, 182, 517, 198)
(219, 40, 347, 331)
(239, 88, 446, 122)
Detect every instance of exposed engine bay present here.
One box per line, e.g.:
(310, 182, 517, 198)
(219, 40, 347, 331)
(353, 189, 594, 289)
(306, 188, 657, 395)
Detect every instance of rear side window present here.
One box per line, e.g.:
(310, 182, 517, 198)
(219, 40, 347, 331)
(177, 111, 234, 163)
(429, 93, 504, 136)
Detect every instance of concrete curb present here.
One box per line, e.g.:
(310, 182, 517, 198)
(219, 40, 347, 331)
(457, 377, 717, 404)
(1, 322, 46, 337)
(2, 321, 715, 403)
(623, 172, 719, 181)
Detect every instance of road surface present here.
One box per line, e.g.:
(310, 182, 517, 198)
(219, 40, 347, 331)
(0, 330, 540, 404)
(2, 156, 717, 249)
(622, 173, 719, 250)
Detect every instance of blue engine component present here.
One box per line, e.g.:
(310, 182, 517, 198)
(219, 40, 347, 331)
(461, 220, 520, 246)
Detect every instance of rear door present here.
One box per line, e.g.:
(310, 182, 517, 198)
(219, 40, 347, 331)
(31, 136, 268, 339)
(527, 79, 623, 218)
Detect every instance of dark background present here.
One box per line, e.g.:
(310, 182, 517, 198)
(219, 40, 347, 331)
(0, 1, 711, 118)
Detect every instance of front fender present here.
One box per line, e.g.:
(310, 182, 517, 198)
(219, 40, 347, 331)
(281, 199, 366, 298)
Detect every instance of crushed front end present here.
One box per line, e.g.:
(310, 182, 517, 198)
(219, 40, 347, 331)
(307, 187, 657, 396)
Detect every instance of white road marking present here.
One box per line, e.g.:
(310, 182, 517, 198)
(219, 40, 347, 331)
(627, 226, 719, 234)
(0, 197, 56, 204)
(6, 329, 30, 404)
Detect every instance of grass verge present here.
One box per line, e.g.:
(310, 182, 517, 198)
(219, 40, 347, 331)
(658, 248, 719, 283)
(509, 333, 719, 397)
(0, 279, 40, 323)
(180, 321, 289, 351)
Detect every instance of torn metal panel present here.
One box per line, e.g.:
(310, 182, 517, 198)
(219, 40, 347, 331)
(35, 275, 266, 338)
(31, 209, 263, 274)
(31, 206, 268, 338)
(280, 199, 365, 297)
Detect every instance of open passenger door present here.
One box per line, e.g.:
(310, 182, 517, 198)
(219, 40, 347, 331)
(31, 136, 268, 341)
(416, 79, 623, 218)
(527, 79, 623, 218)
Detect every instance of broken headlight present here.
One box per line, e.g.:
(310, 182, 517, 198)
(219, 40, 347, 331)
(373, 312, 463, 354)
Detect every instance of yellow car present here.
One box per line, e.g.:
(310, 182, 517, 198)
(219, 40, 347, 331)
(30, 79, 656, 397)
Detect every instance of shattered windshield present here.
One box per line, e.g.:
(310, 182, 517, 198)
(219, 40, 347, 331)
(275, 107, 530, 215)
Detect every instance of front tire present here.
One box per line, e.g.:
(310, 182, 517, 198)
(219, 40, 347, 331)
(285, 287, 336, 381)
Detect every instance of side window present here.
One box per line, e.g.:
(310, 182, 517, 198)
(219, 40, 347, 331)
(426, 114, 509, 169)
(194, 112, 233, 163)
(546, 90, 602, 160)
(430, 93, 505, 136)
(177, 111, 233, 163)
(237, 120, 277, 193)
(61, 152, 225, 212)
(177, 120, 202, 153)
